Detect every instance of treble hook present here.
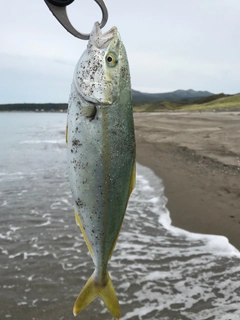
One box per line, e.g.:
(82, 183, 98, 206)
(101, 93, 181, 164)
(44, 0, 108, 40)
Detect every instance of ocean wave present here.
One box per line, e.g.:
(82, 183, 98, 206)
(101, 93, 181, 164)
(19, 140, 65, 144)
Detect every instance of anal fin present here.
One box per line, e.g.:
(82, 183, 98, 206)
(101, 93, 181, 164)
(128, 161, 136, 200)
(75, 210, 93, 257)
(66, 122, 68, 146)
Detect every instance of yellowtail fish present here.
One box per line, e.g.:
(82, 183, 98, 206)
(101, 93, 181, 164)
(66, 22, 136, 319)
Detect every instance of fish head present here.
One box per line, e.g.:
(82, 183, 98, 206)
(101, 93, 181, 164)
(74, 22, 131, 105)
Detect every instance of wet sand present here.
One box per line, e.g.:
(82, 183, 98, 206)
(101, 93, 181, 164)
(134, 112, 240, 251)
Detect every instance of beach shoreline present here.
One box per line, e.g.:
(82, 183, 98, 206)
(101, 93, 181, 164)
(134, 112, 240, 251)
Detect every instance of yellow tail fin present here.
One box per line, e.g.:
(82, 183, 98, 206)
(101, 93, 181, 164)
(73, 271, 120, 319)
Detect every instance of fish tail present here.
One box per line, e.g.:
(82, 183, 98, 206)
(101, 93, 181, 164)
(73, 271, 120, 319)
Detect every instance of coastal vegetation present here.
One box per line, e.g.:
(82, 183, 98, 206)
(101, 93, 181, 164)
(0, 90, 239, 112)
(133, 94, 240, 112)
(0, 103, 67, 112)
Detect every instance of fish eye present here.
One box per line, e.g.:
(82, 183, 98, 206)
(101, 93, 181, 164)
(106, 53, 118, 67)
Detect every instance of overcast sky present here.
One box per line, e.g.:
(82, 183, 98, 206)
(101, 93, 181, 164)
(0, 0, 240, 103)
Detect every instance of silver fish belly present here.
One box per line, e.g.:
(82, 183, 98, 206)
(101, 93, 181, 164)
(67, 22, 135, 319)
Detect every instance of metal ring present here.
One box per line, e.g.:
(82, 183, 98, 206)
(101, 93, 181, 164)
(44, 0, 108, 40)
(47, 0, 75, 7)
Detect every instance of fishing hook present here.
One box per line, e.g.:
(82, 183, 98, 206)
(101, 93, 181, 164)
(44, 0, 108, 40)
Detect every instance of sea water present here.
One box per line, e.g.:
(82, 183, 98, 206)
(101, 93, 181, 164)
(0, 112, 239, 320)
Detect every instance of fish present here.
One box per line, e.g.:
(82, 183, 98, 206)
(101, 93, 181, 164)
(66, 22, 136, 319)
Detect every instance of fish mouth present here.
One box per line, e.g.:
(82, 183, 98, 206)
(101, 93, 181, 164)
(89, 22, 119, 49)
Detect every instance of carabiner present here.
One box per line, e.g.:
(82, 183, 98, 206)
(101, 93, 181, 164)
(44, 0, 108, 40)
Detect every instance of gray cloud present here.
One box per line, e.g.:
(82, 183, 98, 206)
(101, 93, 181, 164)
(0, 0, 240, 103)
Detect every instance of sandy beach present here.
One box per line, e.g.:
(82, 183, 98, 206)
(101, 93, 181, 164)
(134, 112, 240, 251)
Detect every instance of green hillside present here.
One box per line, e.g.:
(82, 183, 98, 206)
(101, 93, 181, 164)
(180, 94, 240, 111)
(133, 94, 240, 112)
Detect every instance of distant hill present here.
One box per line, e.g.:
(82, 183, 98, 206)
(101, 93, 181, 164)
(192, 93, 230, 105)
(132, 89, 213, 105)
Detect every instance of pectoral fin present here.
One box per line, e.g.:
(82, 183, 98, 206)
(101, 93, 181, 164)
(81, 106, 97, 119)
